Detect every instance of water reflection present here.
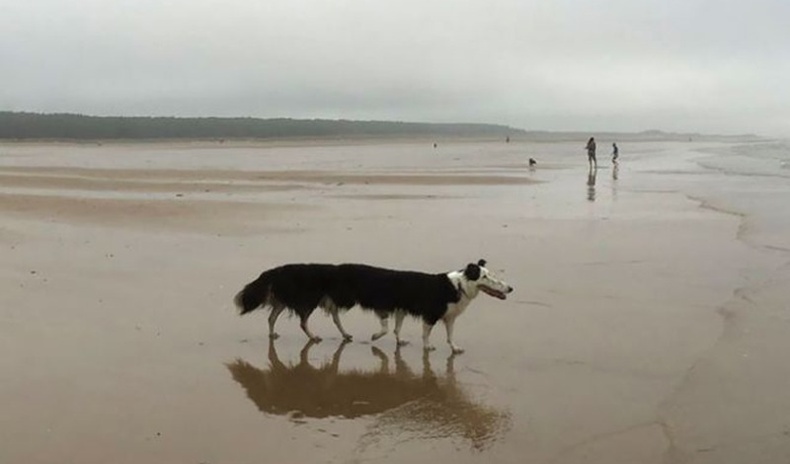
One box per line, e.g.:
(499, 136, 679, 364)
(226, 339, 511, 450)
(586, 166, 597, 202)
(611, 162, 619, 201)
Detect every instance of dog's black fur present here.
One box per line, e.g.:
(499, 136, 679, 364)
(234, 260, 512, 351)
(235, 263, 464, 326)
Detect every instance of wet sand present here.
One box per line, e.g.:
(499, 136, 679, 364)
(1, 139, 789, 463)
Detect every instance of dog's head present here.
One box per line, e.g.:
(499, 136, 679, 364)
(459, 259, 514, 300)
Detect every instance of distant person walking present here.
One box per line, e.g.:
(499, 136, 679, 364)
(586, 137, 597, 169)
(612, 142, 619, 163)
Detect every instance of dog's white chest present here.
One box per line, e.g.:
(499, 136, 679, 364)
(443, 301, 470, 321)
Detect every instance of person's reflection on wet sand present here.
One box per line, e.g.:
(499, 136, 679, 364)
(587, 166, 597, 202)
(226, 339, 511, 450)
(611, 162, 619, 201)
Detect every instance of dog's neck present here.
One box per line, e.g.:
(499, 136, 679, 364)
(448, 271, 478, 302)
(456, 282, 469, 299)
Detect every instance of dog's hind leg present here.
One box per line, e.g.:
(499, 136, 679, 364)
(322, 297, 352, 341)
(443, 317, 464, 354)
(267, 304, 285, 339)
(394, 310, 409, 346)
(422, 321, 436, 351)
(371, 312, 389, 341)
(299, 313, 322, 342)
(330, 308, 353, 341)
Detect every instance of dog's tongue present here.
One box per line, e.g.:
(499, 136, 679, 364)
(481, 286, 507, 300)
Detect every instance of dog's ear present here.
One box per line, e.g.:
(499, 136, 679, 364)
(464, 263, 481, 281)
(477, 259, 487, 268)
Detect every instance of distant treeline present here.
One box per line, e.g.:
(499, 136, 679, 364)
(0, 112, 523, 140)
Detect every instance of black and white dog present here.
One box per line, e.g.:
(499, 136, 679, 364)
(233, 259, 513, 353)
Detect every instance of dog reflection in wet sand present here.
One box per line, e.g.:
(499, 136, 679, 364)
(226, 339, 511, 450)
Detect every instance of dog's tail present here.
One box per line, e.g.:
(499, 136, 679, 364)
(233, 271, 272, 315)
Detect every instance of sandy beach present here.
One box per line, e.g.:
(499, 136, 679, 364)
(2, 138, 789, 463)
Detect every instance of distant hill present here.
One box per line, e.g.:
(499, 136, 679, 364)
(0, 112, 523, 141)
(0, 111, 759, 142)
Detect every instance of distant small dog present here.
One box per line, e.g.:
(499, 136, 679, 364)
(529, 158, 537, 167)
(233, 260, 513, 353)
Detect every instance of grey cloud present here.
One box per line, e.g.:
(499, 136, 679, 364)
(1, 0, 789, 135)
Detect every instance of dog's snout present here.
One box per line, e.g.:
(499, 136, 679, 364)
(507, 285, 514, 293)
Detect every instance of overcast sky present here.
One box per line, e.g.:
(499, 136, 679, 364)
(2, 0, 789, 136)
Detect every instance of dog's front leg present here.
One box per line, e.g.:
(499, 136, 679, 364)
(394, 310, 409, 346)
(443, 317, 463, 354)
(371, 314, 389, 341)
(422, 321, 436, 351)
(299, 315, 322, 342)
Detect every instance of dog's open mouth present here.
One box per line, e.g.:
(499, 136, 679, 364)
(480, 286, 508, 300)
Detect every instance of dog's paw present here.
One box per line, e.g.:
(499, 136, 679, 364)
(269, 333, 280, 340)
(371, 332, 386, 341)
(396, 340, 410, 347)
(451, 346, 465, 354)
(311, 336, 323, 343)
(423, 345, 436, 352)
(342, 334, 353, 341)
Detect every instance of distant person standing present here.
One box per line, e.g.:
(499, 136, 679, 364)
(612, 142, 619, 163)
(586, 137, 597, 169)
